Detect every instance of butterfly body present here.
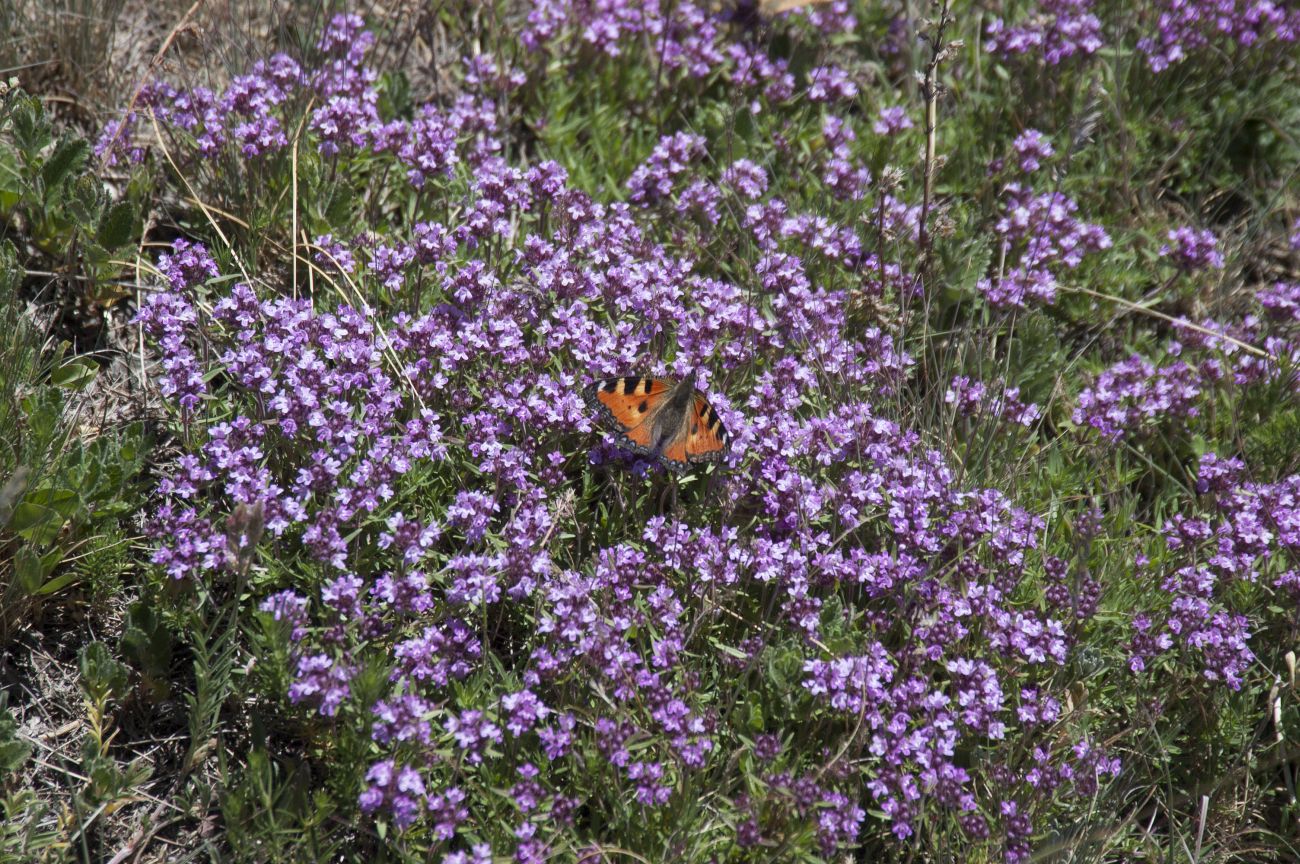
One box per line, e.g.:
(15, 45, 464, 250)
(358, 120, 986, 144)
(585, 371, 729, 469)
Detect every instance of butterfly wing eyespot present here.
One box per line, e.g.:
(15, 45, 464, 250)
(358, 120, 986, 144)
(585, 376, 672, 457)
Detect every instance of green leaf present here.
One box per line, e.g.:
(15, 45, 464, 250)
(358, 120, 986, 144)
(40, 137, 90, 197)
(14, 547, 46, 595)
(0, 695, 32, 776)
(745, 698, 764, 732)
(10, 95, 51, 160)
(66, 174, 104, 226)
(35, 565, 80, 596)
(78, 641, 129, 703)
(96, 198, 137, 250)
(0, 740, 31, 777)
(51, 356, 99, 391)
(120, 602, 174, 677)
(0, 150, 29, 201)
(8, 502, 63, 544)
(25, 486, 80, 518)
(81, 241, 111, 271)
(12, 543, 62, 595)
(952, 238, 993, 300)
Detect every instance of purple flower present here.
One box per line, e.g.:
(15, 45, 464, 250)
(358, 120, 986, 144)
(501, 689, 550, 737)
(147, 503, 226, 579)
(94, 114, 144, 167)
(511, 763, 544, 813)
(979, 181, 1110, 308)
(802, 643, 894, 714)
(1160, 226, 1224, 271)
(445, 709, 503, 764)
(427, 785, 469, 839)
(393, 618, 482, 685)
(1125, 452, 1300, 690)
(134, 272, 208, 415)
(781, 0, 857, 35)
(313, 234, 357, 274)
(627, 760, 673, 806)
(817, 791, 865, 856)
(447, 490, 498, 544)
(358, 760, 426, 830)
(463, 53, 527, 92)
(369, 242, 415, 292)
(288, 653, 353, 716)
(1073, 353, 1203, 440)
(947, 376, 1042, 427)
(317, 13, 369, 58)
(1012, 129, 1054, 172)
(946, 376, 988, 417)
(440, 844, 492, 864)
(157, 238, 220, 291)
(721, 159, 769, 199)
(538, 713, 576, 760)
(805, 65, 858, 103)
(1257, 282, 1300, 322)
(1138, 0, 1299, 72)
(873, 106, 913, 136)
(727, 43, 794, 110)
(753, 733, 782, 761)
(371, 694, 433, 745)
(986, 0, 1104, 65)
(627, 131, 708, 205)
(231, 114, 288, 157)
(259, 590, 309, 641)
(677, 180, 722, 224)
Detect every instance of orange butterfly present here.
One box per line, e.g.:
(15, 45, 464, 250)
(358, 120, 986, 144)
(586, 370, 730, 469)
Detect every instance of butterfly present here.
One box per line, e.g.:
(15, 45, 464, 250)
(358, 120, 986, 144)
(585, 370, 730, 469)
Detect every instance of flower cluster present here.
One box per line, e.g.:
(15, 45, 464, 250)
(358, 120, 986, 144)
(873, 106, 913, 137)
(978, 147, 1111, 309)
(627, 131, 708, 205)
(1012, 129, 1055, 173)
(93, 114, 145, 167)
(976, 130, 1111, 308)
(358, 760, 426, 829)
(985, 0, 1104, 66)
(1072, 352, 1202, 440)
(134, 239, 216, 415)
(1137, 0, 1300, 72)
(946, 376, 1043, 428)
(1130, 454, 1300, 689)
(1073, 275, 1300, 441)
(1159, 226, 1224, 272)
(131, 13, 1142, 864)
(1257, 281, 1300, 323)
(806, 65, 858, 103)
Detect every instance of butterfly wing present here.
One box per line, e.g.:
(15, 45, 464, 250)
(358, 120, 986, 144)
(687, 394, 730, 463)
(660, 393, 729, 467)
(585, 376, 675, 456)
